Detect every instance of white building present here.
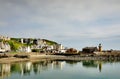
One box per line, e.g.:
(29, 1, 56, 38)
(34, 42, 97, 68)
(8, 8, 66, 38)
(47, 45, 54, 50)
(19, 46, 31, 53)
(4, 43, 11, 52)
(59, 49, 66, 53)
(0, 48, 5, 53)
(20, 38, 24, 44)
(57, 44, 64, 50)
(0, 35, 10, 40)
(0, 42, 11, 52)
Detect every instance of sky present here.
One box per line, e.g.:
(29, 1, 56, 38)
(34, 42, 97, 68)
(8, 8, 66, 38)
(0, 0, 120, 50)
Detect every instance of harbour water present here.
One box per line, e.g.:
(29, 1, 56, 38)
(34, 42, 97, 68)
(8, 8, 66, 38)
(0, 60, 120, 79)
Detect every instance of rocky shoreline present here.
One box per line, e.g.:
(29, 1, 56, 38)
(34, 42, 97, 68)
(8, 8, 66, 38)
(0, 53, 120, 63)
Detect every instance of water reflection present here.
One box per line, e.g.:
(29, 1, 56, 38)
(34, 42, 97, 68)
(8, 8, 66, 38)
(82, 60, 98, 68)
(82, 60, 103, 72)
(0, 64, 10, 78)
(65, 60, 78, 66)
(0, 60, 119, 78)
(52, 61, 64, 70)
(32, 60, 53, 74)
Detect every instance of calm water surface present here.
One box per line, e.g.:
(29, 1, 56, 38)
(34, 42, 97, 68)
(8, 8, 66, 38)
(0, 60, 120, 79)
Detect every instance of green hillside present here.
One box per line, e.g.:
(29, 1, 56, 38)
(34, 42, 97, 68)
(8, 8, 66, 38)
(4, 38, 58, 51)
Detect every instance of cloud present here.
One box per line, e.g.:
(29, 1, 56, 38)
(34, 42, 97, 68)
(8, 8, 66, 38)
(82, 23, 120, 39)
(0, 21, 8, 27)
(0, 0, 120, 49)
(1, 0, 120, 23)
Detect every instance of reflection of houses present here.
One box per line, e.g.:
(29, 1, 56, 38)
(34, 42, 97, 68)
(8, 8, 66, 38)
(52, 61, 65, 70)
(20, 62, 32, 76)
(65, 61, 78, 66)
(82, 61, 98, 68)
(99, 62, 102, 72)
(0, 64, 11, 77)
(31, 60, 65, 74)
(82, 47, 98, 53)
(32, 60, 53, 74)
(82, 60, 103, 72)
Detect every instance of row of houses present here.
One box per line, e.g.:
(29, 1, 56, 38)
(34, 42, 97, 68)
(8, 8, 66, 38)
(0, 36, 103, 54)
(16, 38, 105, 54)
(19, 38, 46, 45)
(18, 44, 66, 53)
(18, 38, 66, 53)
(0, 37, 67, 53)
(0, 35, 10, 41)
(1, 36, 103, 54)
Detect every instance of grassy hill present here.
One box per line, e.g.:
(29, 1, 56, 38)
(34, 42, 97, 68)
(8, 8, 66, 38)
(4, 38, 58, 51)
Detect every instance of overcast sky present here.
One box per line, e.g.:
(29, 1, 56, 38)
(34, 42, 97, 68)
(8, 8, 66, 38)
(0, 0, 120, 50)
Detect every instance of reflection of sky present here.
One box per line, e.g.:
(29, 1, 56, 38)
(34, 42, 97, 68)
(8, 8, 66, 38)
(100, 62, 120, 78)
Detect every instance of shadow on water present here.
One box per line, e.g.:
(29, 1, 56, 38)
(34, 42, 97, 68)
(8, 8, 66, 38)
(0, 60, 120, 78)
